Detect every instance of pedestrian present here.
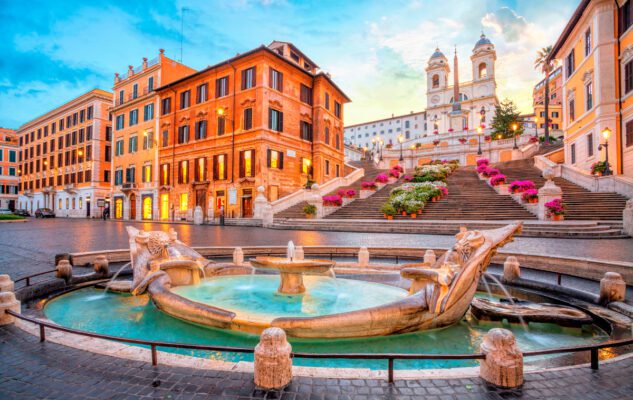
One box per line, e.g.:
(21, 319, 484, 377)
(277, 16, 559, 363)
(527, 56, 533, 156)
(103, 204, 110, 220)
(220, 205, 225, 226)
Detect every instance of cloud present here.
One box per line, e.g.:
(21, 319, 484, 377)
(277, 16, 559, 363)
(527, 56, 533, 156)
(481, 7, 528, 42)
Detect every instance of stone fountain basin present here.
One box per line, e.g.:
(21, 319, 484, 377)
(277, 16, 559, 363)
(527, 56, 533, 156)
(249, 257, 335, 274)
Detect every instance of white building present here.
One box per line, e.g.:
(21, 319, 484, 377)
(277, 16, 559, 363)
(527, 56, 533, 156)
(344, 111, 428, 151)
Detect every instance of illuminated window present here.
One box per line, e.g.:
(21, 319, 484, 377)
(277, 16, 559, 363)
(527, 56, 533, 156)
(79, 197, 83, 209)
(114, 198, 123, 219)
(178, 160, 189, 184)
(160, 194, 169, 220)
(213, 154, 227, 180)
(66, 198, 69, 209)
(160, 164, 170, 186)
(267, 149, 283, 170)
(180, 193, 188, 211)
(239, 150, 254, 177)
(301, 158, 311, 174)
(143, 165, 152, 183)
(142, 196, 152, 220)
(58, 199, 62, 209)
(195, 158, 206, 181)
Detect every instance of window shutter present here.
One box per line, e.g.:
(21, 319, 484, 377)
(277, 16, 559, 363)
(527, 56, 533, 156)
(279, 151, 284, 169)
(269, 68, 273, 88)
(279, 73, 283, 92)
(252, 67, 256, 86)
(213, 155, 218, 180)
(267, 149, 271, 167)
(268, 109, 272, 129)
(239, 151, 245, 178)
(241, 70, 246, 90)
(279, 112, 283, 132)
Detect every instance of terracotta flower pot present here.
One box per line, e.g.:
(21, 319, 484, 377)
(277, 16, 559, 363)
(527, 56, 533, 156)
(305, 214, 314, 219)
(383, 213, 387, 218)
(410, 214, 417, 219)
(402, 211, 407, 216)
(387, 215, 393, 220)
(551, 214, 564, 221)
(528, 198, 538, 204)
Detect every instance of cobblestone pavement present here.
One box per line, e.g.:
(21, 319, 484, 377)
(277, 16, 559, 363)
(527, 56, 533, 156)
(1, 325, 633, 400)
(1, 219, 631, 280)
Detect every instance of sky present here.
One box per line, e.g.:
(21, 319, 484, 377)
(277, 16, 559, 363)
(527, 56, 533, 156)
(0, 0, 579, 129)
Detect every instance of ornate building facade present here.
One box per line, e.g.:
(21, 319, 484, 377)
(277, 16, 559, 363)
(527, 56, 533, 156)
(0, 128, 19, 211)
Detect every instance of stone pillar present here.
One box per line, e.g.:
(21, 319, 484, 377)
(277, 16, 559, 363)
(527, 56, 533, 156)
(294, 246, 305, 261)
(93, 255, 109, 275)
(358, 247, 370, 267)
(0, 275, 20, 326)
(0, 275, 14, 293)
(306, 184, 324, 219)
(480, 328, 523, 388)
(253, 186, 274, 227)
(502, 256, 520, 283)
(254, 327, 292, 390)
(233, 247, 244, 265)
(537, 169, 562, 220)
(624, 199, 633, 237)
(423, 250, 436, 265)
(599, 272, 626, 304)
(193, 206, 204, 225)
(56, 260, 73, 283)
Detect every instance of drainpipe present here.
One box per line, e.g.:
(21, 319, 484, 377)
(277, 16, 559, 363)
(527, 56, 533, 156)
(614, 0, 624, 175)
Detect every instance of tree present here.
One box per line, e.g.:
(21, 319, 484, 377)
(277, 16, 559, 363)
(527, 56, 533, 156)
(491, 99, 524, 139)
(534, 46, 556, 144)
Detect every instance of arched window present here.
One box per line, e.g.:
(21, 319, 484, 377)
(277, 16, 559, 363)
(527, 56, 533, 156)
(478, 63, 487, 79)
(432, 74, 440, 88)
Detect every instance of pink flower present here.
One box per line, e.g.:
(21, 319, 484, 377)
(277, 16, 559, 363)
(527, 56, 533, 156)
(476, 158, 489, 167)
(346, 189, 357, 198)
(361, 181, 377, 190)
(545, 198, 566, 216)
(389, 169, 401, 178)
(322, 195, 342, 206)
(489, 174, 506, 186)
(476, 164, 488, 174)
(439, 186, 449, 196)
(403, 174, 414, 182)
(375, 173, 389, 183)
(521, 189, 538, 202)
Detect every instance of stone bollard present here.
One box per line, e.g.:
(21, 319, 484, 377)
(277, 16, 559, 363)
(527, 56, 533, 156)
(537, 169, 563, 220)
(503, 256, 520, 283)
(233, 247, 244, 265)
(423, 250, 436, 265)
(0, 291, 20, 326)
(56, 259, 73, 283)
(480, 328, 523, 388)
(294, 246, 305, 261)
(599, 272, 626, 304)
(0, 274, 14, 293)
(93, 255, 109, 275)
(193, 206, 204, 225)
(358, 247, 370, 267)
(624, 199, 633, 237)
(254, 327, 292, 390)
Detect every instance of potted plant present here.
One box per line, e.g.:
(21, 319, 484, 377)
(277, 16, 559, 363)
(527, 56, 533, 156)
(322, 195, 342, 207)
(302, 204, 317, 218)
(476, 158, 489, 167)
(403, 174, 414, 182)
(545, 198, 566, 221)
(529, 136, 539, 143)
(433, 139, 440, 146)
(405, 200, 423, 218)
(380, 203, 396, 220)
(361, 181, 377, 191)
(590, 161, 609, 176)
(489, 174, 507, 186)
(438, 186, 449, 197)
(458, 137, 467, 144)
(375, 173, 389, 185)
(522, 189, 538, 204)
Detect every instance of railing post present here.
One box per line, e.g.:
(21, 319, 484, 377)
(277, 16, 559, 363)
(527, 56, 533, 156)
(39, 324, 45, 342)
(26, 277, 30, 287)
(151, 344, 158, 366)
(557, 274, 562, 286)
(590, 348, 599, 370)
(388, 358, 394, 384)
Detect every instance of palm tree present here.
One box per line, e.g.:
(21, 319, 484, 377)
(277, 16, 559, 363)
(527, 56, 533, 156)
(534, 46, 556, 144)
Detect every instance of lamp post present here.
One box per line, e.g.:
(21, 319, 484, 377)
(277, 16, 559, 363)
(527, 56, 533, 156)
(398, 134, 404, 161)
(599, 127, 613, 176)
(379, 139, 384, 161)
(477, 126, 483, 155)
(512, 123, 518, 149)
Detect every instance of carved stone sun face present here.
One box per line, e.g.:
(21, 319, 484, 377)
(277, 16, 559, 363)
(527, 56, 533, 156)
(147, 231, 172, 256)
(431, 95, 441, 105)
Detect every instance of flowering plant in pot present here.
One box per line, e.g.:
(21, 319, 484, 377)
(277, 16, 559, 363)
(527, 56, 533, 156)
(433, 130, 439, 135)
(484, 135, 492, 142)
(405, 200, 424, 218)
(476, 158, 489, 167)
(545, 198, 566, 220)
(590, 161, 609, 176)
(464, 126, 469, 131)
(389, 168, 401, 178)
(361, 181, 377, 190)
(375, 173, 389, 183)
(403, 174, 414, 182)
(482, 167, 500, 177)
(448, 128, 454, 132)
(509, 180, 535, 193)
(438, 186, 449, 197)
(392, 165, 404, 173)
(489, 174, 507, 186)
(521, 189, 538, 203)
(458, 137, 467, 144)
(302, 204, 317, 218)
(322, 195, 342, 207)
(476, 164, 488, 174)
(529, 136, 539, 143)
(432, 139, 440, 146)
(345, 189, 357, 198)
(380, 203, 397, 220)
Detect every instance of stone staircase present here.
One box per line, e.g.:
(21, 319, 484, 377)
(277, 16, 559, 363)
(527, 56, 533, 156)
(535, 141, 563, 155)
(325, 167, 537, 221)
(494, 159, 628, 221)
(275, 160, 384, 219)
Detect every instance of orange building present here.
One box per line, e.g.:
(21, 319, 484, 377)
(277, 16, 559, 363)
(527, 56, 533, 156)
(533, 66, 563, 133)
(0, 128, 19, 211)
(156, 41, 349, 221)
(110, 50, 195, 220)
(17, 89, 113, 217)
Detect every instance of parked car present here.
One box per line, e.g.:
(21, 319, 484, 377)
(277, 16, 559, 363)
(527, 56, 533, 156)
(0, 208, 12, 215)
(34, 208, 55, 218)
(13, 209, 30, 217)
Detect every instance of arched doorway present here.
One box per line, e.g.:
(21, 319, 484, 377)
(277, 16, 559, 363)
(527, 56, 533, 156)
(129, 193, 137, 220)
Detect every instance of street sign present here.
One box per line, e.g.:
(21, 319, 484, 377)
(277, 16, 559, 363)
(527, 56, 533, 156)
(228, 188, 237, 205)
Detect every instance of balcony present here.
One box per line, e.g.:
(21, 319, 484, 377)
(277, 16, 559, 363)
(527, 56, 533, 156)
(23, 190, 34, 197)
(64, 183, 77, 194)
(41, 186, 54, 194)
(121, 182, 138, 193)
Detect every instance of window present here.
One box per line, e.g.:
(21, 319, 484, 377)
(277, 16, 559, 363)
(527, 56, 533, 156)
(213, 154, 227, 180)
(161, 98, 172, 115)
(241, 67, 256, 90)
(195, 120, 207, 140)
(178, 160, 189, 184)
(552, 111, 559, 118)
(104, 126, 110, 141)
(569, 98, 575, 122)
(114, 169, 124, 185)
(194, 158, 207, 181)
(59, 118, 64, 131)
(143, 103, 154, 121)
(160, 164, 170, 185)
(179, 90, 191, 109)
(162, 130, 169, 147)
(432, 74, 440, 88)
(79, 110, 85, 123)
(335, 133, 340, 150)
(300, 84, 312, 105)
(620, 1, 633, 35)
(118, 90, 124, 105)
(129, 136, 138, 153)
(9, 150, 16, 163)
(177, 125, 190, 144)
(325, 92, 330, 110)
(334, 101, 341, 118)
(269, 68, 283, 91)
(180, 193, 189, 211)
(239, 149, 255, 178)
(584, 29, 591, 56)
(586, 82, 593, 110)
(115, 115, 125, 130)
(478, 63, 487, 79)
(115, 139, 124, 156)
(565, 50, 575, 78)
(148, 77, 154, 91)
(268, 109, 283, 132)
(132, 84, 138, 99)
(570, 143, 576, 164)
(243, 108, 253, 130)
(78, 128, 84, 143)
(143, 131, 153, 150)
(125, 166, 135, 183)
(336, 164, 340, 177)
(626, 60, 633, 94)
(217, 117, 226, 135)
(215, 76, 229, 98)
(626, 120, 633, 147)
(587, 134, 594, 157)
(300, 121, 313, 141)
(105, 145, 111, 161)
(325, 127, 330, 144)
(267, 149, 283, 170)
(325, 159, 330, 175)
(129, 109, 138, 126)
(196, 83, 208, 103)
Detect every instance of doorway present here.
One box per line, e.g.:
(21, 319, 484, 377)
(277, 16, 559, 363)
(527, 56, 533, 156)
(86, 199, 91, 217)
(241, 188, 253, 218)
(129, 193, 137, 220)
(160, 194, 169, 220)
(195, 189, 206, 217)
(142, 196, 153, 220)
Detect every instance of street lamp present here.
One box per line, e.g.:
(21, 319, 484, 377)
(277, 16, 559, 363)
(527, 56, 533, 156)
(477, 126, 483, 155)
(512, 123, 518, 149)
(398, 134, 404, 161)
(379, 139, 384, 161)
(599, 127, 613, 176)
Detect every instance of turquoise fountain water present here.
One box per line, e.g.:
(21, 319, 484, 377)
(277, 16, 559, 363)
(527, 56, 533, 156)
(44, 283, 608, 370)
